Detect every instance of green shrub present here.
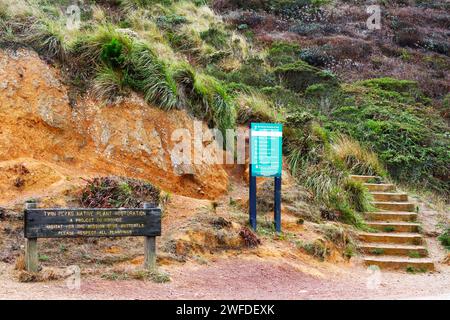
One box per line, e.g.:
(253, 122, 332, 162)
(126, 42, 180, 110)
(328, 80, 449, 195)
(80, 176, 161, 208)
(200, 26, 228, 49)
(26, 19, 67, 61)
(101, 38, 126, 68)
(193, 74, 237, 136)
(93, 67, 127, 103)
(71, 25, 133, 68)
(331, 135, 386, 176)
(266, 41, 302, 67)
(299, 46, 332, 67)
(236, 92, 284, 124)
(300, 240, 329, 261)
(274, 60, 338, 92)
(343, 179, 373, 213)
(438, 229, 450, 250)
(156, 13, 188, 29)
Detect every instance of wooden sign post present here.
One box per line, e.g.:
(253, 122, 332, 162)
(25, 202, 39, 273)
(249, 123, 283, 232)
(24, 202, 161, 272)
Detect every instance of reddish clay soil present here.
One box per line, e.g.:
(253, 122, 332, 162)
(1, 257, 449, 300)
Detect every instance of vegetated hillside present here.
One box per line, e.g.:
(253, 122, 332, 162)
(0, 0, 448, 231)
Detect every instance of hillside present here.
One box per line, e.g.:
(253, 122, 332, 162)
(0, 0, 449, 298)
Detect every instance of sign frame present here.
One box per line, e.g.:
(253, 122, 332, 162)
(250, 123, 283, 178)
(249, 123, 283, 233)
(23, 202, 161, 273)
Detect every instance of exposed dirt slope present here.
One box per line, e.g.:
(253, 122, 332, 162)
(0, 48, 228, 203)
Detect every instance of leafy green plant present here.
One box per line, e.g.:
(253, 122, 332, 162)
(193, 73, 237, 136)
(26, 19, 68, 61)
(408, 251, 421, 258)
(126, 42, 180, 110)
(331, 135, 386, 176)
(328, 79, 449, 196)
(38, 254, 50, 262)
(371, 248, 384, 255)
(101, 38, 126, 68)
(383, 226, 396, 233)
(93, 67, 127, 103)
(71, 25, 133, 68)
(266, 41, 302, 67)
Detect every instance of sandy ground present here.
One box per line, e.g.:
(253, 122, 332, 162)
(1, 257, 449, 300)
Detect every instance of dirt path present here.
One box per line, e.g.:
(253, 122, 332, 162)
(1, 257, 449, 300)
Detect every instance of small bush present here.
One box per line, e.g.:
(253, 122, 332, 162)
(239, 227, 261, 247)
(274, 60, 338, 92)
(300, 240, 329, 261)
(438, 229, 450, 250)
(71, 25, 133, 68)
(331, 135, 386, 176)
(320, 224, 354, 247)
(343, 179, 373, 213)
(79, 176, 161, 208)
(224, 57, 276, 88)
(26, 19, 67, 61)
(200, 26, 228, 49)
(299, 47, 332, 68)
(101, 38, 126, 68)
(126, 42, 180, 110)
(394, 27, 423, 48)
(236, 92, 284, 124)
(93, 67, 127, 103)
(266, 41, 302, 67)
(193, 73, 237, 136)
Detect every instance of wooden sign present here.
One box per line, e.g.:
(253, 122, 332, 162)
(25, 208, 161, 239)
(23, 203, 161, 273)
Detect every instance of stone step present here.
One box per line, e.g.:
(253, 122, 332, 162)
(366, 221, 420, 233)
(371, 192, 408, 202)
(367, 211, 417, 222)
(372, 201, 415, 212)
(360, 243, 428, 257)
(364, 183, 395, 192)
(359, 232, 423, 245)
(363, 255, 434, 271)
(350, 175, 379, 183)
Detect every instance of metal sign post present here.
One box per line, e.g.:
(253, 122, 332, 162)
(249, 123, 283, 232)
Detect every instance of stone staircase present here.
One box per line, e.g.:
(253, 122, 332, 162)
(351, 175, 435, 272)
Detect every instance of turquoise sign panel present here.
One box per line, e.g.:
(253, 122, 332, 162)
(250, 123, 283, 177)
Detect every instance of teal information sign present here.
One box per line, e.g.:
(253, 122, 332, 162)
(250, 123, 283, 177)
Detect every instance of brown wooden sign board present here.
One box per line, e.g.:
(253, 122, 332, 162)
(23, 203, 161, 273)
(25, 208, 161, 239)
